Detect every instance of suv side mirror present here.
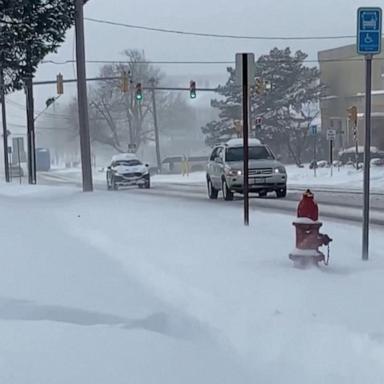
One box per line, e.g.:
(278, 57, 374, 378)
(145, 164, 149, 167)
(276, 155, 282, 161)
(215, 157, 223, 164)
(107, 166, 111, 170)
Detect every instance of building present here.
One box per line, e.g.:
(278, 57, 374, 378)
(318, 42, 384, 151)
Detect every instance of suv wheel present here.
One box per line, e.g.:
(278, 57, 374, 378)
(222, 178, 234, 201)
(111, 176, 118, 190)
(144, 177, 150, 189)
(207, 177, 218, 199)
(276, 188, 287, 198)
(258, 190, 267, 198)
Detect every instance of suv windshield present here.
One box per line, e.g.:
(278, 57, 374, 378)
(113, 160, 141, 167)
(226, 146, 275, 161)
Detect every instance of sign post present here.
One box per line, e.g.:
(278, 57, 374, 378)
(236, 53, 255, 226)
(309, 125, 318, 177)
(327, 129, 336, 177)
(357, 7, 382, 260)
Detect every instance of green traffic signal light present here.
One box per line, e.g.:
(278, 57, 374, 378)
(189, 80, 196, 99)
(135, 83, 143, 102)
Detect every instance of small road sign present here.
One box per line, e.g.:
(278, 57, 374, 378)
(357, 7, 382, 55)
(309, 125, 318, 136)
(326, 129, 337, 141)
(235, 53, 255, 87)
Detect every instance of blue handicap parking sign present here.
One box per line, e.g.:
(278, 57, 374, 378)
(357, 8, 382, 55)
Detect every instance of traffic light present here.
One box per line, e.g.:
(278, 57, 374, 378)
(255, 78, 264, 95)
(121, 71, 129, 93)
(255, 116, 263, 130)
(189, 80, 196, 99)
(135, 83, 143, 101)
(56, 73, 64, 95)
(264, 80, 272, 91)
(347, 105, 358, 126)
(45, 97, 55, 108)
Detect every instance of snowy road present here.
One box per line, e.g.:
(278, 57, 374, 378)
(37, 170, 384, 226)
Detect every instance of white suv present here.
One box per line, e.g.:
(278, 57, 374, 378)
(206, 139, 287, 200)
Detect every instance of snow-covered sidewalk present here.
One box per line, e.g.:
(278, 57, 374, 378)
(1, 183, 383, 383)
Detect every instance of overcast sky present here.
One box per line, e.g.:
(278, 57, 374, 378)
(5, 0, 379, 132)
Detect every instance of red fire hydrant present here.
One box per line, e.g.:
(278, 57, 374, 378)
(289, 189, 332, 268)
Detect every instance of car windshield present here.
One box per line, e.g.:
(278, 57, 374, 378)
(226, 146, 275, 161)
(113, 160, 141, 167)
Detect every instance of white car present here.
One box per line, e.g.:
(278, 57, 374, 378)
(106, 153, 150, 190)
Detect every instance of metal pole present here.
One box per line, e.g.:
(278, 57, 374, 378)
(0, 68, 10, 182)
(150, 79, 161, 173)
(362, 55, 372, 261)
(25, 76, 36, 184)
(242, 53, 249, 226)
(75, 0, 93, 192)
(17, 141, 21, 184)
(313, 133, 317, 178)
(330, 139, 334, 177)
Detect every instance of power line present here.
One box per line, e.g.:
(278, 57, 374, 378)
(84, 17, 355, 41)
(40, 57, 384, 66)
(41, 59, 234, 65)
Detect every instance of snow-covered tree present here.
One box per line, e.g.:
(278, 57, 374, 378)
(202, 48, 325, 164)
(0, 0, 75, 92)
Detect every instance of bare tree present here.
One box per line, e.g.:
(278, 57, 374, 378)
(88, 49, 163, 152)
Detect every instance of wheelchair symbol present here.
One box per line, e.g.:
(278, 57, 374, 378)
(364, 33, 374, 44)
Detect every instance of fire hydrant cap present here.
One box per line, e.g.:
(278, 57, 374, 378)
(297, 189, 319, 221)
(303, 189, 313, 197)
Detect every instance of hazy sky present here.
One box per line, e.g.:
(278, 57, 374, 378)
(5, 0, 379, 132)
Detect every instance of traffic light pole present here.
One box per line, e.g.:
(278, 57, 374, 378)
(362, 54, 372, 261)
(242, 53, 250, 226)
(0, 68, 10, 183)
(75, 0, 93, 192)
(150, 79, 161, 173)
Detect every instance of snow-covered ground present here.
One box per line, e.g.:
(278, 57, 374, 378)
(0, 182, 384, 383)
(287, 164, 384, 191)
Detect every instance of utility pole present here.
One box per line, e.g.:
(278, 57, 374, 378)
(25, 76, 36, 184)
(0, 68, 10, 182)
(150, 78, 161, 172)
(75, 0, 93, 192)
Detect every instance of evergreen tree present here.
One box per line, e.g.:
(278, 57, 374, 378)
(0, 0, 75, 92)
(202, 48, 324, 164)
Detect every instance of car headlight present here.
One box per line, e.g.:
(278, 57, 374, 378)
(274, 166, 286, 174)
(227, 169, 242, 176)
